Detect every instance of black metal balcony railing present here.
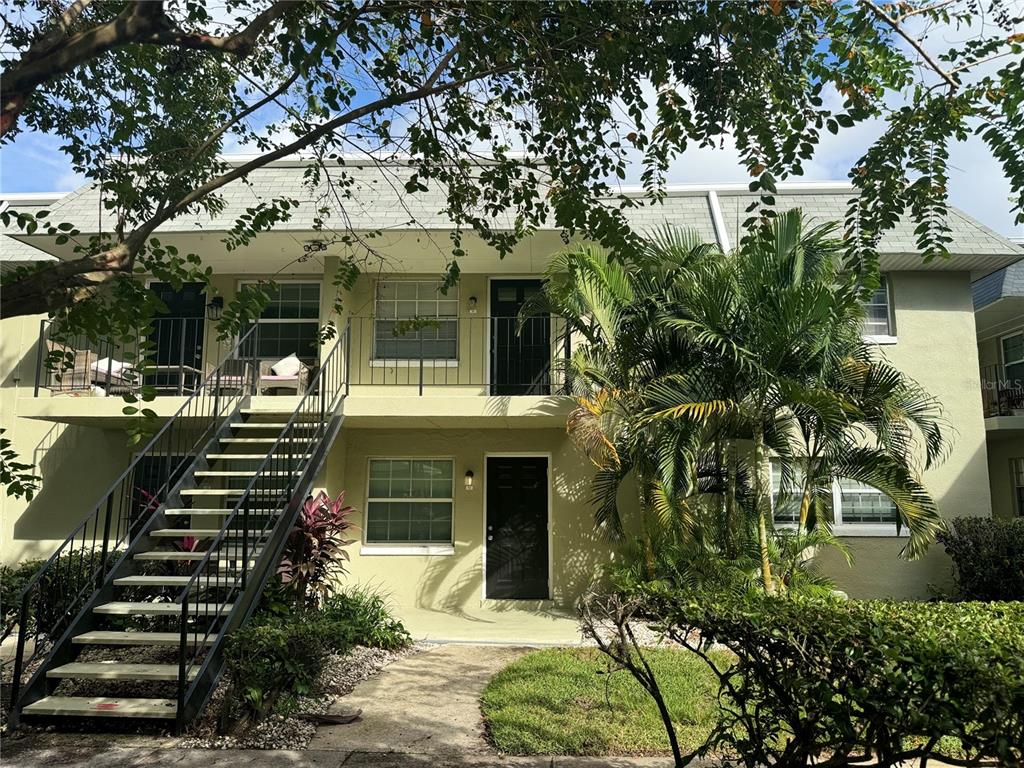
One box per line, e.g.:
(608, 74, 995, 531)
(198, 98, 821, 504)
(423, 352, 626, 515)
(980, 364, 1024, 417)
(34, 316, 219, 397)
(345, 315, 572, 395)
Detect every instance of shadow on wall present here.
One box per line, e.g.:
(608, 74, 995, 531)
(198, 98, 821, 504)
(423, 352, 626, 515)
(415, 548, 491, 621)
(9, 424, 126, 564)
(818, 438, 992, 600)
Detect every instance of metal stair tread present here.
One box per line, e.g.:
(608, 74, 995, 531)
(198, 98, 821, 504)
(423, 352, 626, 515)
(229, 422, 290, 428)
(73, 631, 214, 647)
(22, 696, 177, 719)
(47, 663, 198, 682)
(95, 601, 232, 616)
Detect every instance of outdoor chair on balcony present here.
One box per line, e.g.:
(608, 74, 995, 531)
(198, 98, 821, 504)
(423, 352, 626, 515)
(45, 340, 96, 394)
(258, 354, 310, 395)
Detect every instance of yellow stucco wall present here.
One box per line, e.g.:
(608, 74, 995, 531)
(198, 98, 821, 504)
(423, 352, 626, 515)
(986, 435, 1022, 520)
(816, 271, 993, 598)
(321, 427, 618, 612)
(0, 314, 133, 565)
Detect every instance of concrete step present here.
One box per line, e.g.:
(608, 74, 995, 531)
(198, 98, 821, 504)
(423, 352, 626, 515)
(165, 512, 282, 518)
(194, 470, 261, 478)
(22, 696, 177, 719)
(94, 601, 232, 616)
(230, 422, 289, 429)
(113, 574, 238, 587)
(47, 662, 197, 682)
(206, 453, 311, 460)
(180, 488, 287, 496)
(73, 631, 214, 647)
(220, 437, 310, 444)
(150, 528, 263, 538)
(134, 550, 260, 561)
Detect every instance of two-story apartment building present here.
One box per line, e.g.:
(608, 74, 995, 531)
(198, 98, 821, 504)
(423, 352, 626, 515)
(973, 248, 1024, 521)
(2, 162, 1021, 643)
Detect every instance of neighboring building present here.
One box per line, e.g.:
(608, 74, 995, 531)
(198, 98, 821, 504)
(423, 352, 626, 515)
(1, 164, 1019, 631)
(973, 238, 1024, 520)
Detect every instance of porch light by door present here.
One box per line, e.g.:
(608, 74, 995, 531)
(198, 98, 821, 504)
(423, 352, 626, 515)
(206, 296, 224, 321)
(467, 296, 478, 314)
(464, 470, 475, 491)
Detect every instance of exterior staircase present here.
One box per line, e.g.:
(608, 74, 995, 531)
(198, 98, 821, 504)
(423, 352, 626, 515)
(6, 323, 348, 732)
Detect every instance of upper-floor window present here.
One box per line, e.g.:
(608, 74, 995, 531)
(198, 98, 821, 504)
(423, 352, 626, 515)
(242, 281, 321, 363)
(374, 280, 458, 360)
(862, 277, 893, 338)
(1002, 332, 1024, 386)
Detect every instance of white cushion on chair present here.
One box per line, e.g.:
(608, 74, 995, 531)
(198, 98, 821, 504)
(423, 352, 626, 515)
(270, 353, 302, 377)
(91, 358, 130, 380)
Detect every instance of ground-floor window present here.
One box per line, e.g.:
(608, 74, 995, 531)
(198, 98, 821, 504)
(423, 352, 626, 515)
(771, 461, 900, 533)
(1013, 458, 1024, 517)
(365, 458, 454, 543)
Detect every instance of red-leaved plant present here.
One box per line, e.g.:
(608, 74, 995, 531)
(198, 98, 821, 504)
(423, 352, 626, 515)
(277, 491, 356, 609)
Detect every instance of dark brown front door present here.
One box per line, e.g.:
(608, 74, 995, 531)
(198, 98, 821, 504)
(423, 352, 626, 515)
(485, 456, 549, 599)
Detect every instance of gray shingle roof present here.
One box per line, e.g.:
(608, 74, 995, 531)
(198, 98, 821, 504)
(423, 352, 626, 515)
(973, 248, 1024, 309)
(0, 194, 62, 273)
(3, 163, 1019, 265)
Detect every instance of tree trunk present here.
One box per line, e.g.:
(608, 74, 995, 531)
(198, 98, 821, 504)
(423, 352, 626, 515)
(752, 423, 774, 594)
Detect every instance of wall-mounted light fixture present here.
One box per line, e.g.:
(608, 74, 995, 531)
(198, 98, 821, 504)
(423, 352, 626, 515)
(467, 296, 478, 314)
(206, 296, 224, 321)
(464, 470, 475, 491)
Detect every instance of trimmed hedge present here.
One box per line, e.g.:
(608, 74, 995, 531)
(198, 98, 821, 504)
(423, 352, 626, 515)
(936, 516, 1024, 601)
(646, 590, 1024, 767)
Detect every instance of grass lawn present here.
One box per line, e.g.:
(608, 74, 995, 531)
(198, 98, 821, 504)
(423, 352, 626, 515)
(480, 646, 730, 756)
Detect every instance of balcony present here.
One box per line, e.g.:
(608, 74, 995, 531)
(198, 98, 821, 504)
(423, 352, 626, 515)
(340, 315, 574, 427)
(980, 364, 1024, 435)
(24, 315, 577, 428)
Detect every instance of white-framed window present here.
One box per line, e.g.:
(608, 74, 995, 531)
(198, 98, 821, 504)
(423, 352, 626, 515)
(240, 281, 321, 362)
(1001, 331, 1024, 386)
(374, 280, 458, 360)
(365, 458, 454, 543)
(771, 461, 902, 535)
(1013, 458, 1024, 518)
(862, 277, 894, 339)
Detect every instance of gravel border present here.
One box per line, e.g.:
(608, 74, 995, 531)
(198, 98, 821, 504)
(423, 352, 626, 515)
(180, 642, 426, 750)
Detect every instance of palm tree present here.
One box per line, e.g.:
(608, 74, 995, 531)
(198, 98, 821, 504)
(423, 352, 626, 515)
(534, 210, 950, 593)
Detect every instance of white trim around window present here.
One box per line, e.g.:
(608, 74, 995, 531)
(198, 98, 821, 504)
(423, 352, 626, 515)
(373, 279, 459, 362)
(360, 456, 456, 555)
(770, 461, 907, 537)
(862, 276, 896, 344)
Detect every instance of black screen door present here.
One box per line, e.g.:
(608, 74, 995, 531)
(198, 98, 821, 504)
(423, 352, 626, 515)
(485, 456, 549, 599)
(149, 282, 206, 391)
(490, 280, 550, 395)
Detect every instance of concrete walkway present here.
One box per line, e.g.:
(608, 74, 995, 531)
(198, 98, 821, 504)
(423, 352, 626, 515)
(308, 643, 529, 756)
(2, 747, 673, 767)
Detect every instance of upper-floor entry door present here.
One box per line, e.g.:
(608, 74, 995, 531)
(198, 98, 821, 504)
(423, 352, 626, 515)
(149, 281, 206, 392)
(490, 280, 551, 396)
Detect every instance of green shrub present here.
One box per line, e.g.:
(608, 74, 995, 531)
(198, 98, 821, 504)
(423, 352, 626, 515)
(936, 516, 1024, 600)
(223, 614, 344, 721)
(637, 590, 1024, 767)
(1, 559, 44, 633)
(321, 586, 412, 650)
